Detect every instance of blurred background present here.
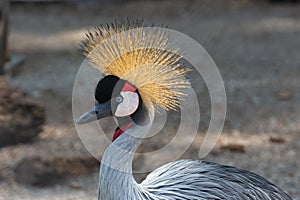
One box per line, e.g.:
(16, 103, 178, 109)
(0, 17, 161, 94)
(0, 0, 299, 199)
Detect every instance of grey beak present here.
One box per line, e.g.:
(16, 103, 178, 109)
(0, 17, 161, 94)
(75, 101, 112, 125)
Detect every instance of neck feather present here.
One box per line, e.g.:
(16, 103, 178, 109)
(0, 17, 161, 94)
(98, 105, 154, 200)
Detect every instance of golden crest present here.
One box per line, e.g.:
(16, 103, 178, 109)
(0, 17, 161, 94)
(81, 19, 190, 110)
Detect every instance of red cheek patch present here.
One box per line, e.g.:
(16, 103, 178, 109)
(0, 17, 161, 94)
(122, 82, 136, 92)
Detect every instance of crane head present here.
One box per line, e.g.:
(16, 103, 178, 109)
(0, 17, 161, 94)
(76, 19, 190, 125)
(75, 75, 140, 125)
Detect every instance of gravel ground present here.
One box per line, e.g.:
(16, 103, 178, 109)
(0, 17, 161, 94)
(0, 1, 299, 199)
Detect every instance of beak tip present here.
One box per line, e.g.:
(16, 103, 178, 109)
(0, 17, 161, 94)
(75, 117, 82, 125)
(75, 102, 112, 125)
(75, 119, 80, 125)
(74, 110, 96, 125)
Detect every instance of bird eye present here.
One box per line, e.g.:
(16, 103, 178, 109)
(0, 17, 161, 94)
(116, 96, 123, 103)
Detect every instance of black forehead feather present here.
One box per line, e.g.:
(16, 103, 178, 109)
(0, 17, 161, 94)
(95, 75, 125, 103)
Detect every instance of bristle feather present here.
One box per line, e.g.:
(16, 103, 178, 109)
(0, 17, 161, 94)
(81, 20, 190, 110)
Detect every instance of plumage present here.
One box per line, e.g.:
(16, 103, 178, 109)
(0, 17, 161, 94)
(81, 19, 189, 111)
(76, 20, 293, 200)
(142, 160, 292, 200)
(97, 121, 292, 200)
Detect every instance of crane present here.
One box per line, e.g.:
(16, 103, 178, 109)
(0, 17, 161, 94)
(75, 20, 293, 200)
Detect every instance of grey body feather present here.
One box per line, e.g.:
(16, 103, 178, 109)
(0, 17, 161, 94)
(98, 125, 292, 200)
(141, 159, 292, 200)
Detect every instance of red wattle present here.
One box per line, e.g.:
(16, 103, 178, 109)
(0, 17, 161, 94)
(112, 122, 134, 142)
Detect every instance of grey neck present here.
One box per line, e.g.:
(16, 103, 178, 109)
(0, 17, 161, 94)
(98, 106, 154, 200)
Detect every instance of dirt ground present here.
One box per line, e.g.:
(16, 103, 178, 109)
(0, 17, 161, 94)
(0, 1, 299, 199)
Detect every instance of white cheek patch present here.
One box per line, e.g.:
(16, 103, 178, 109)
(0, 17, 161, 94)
(115, 91, 139, 117)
